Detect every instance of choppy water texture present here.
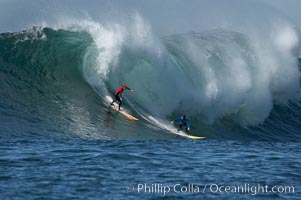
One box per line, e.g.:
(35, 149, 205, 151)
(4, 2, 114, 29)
(1, 0, 301, 199)
(0, 138, 300, 199)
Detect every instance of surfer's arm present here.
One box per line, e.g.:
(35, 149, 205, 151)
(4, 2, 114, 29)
(126, 86, 134, 92)
(186, 121, 190, 129)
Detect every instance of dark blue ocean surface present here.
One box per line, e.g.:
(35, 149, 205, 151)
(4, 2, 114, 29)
(0, 137, 300, 200)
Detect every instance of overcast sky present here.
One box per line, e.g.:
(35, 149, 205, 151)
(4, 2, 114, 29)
(0, 0, 300, 31)
(263, 0, 301, 30)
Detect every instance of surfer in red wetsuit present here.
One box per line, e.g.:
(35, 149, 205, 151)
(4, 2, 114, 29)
(110, 84, 134, 110)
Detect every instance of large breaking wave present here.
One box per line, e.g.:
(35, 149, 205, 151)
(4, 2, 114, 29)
(0, 0, 301, 141)
(79, 15, 300, 127)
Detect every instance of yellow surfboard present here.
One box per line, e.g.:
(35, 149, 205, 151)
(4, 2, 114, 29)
(146, 116, 205, 140)
(105, 96, 138, 121)
(185, 135, 206, 140)
(172, 130, 206, 140)
(109, 103, 139, 121)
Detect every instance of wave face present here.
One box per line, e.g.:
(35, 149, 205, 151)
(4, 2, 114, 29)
(0, 1, 301, 141)
(0, 28, 102, 139)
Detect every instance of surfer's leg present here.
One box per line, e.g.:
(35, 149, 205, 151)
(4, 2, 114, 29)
(111, 93, 120, 106)
(110, 100, 116, 105)
(118, 100, 122, 110)
(184, 123, 189, 133)
(178, 124, 183, 131)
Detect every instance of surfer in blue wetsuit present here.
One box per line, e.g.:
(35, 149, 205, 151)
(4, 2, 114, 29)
(171, 115, 190, 133)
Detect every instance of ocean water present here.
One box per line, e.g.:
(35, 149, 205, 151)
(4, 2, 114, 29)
(1, 0, 301, 199)
(0, 138, 300, 199)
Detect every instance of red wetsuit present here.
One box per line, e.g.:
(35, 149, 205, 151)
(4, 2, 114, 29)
(114, 85, 131, 98)
(111, 84, 132, 110)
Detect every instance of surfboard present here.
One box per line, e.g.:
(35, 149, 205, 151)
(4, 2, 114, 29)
(109, 103, 139, 121)
(172, 130, 206, 140)
(146, 116, 205, 140)
(105, 96, 138, 121)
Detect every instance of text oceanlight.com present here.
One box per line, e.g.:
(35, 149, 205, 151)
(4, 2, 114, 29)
(126, 183, 295, 196)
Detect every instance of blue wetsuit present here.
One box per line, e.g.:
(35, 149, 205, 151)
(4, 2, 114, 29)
(174, 116, 190, 132)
